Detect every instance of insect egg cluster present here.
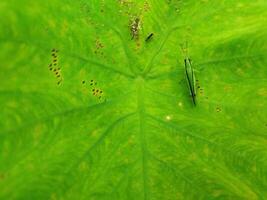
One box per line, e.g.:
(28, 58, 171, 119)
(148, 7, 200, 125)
(48, 49, 62, 85)
(82, 79, 104, 100)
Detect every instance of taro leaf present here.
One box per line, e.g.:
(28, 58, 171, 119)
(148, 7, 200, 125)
(0, 0, 267, 199)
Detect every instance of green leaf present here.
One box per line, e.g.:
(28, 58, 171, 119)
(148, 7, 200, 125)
(1, 0, 267, 199)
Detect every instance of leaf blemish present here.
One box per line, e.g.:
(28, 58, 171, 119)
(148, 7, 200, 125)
(130, 16, 141, 40)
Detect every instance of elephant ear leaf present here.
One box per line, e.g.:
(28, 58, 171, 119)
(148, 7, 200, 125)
(0, 0, 267, 199)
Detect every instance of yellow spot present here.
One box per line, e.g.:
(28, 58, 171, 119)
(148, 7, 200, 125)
(91, 130, 98, 137)
(178, 102, 183, 107)
(123, 158, 129, 164)
(252, 165, 257, 173)
(127, 137, 134, 145)
(27, 163, 35, 171)
(165, 115, 172, 121)
(186, 136, 193, 144)
(214, 15, 220, 20)
(6, 101, 17, 108)
(188, 153, 197, 161)
(203, 147, 210, 156)
(258, 88, 267, 96)
(226, 8, 233, 13)
(79, 162, 89, 172)
(224, 85, 232, 92)
(236, 68, 245, 76)
(50, 193, 57, 200)
(0, 173, 5, 180)
(212, 190, 223, 197)
(33, 124, 44, 143)
(236, 3, 244, 8)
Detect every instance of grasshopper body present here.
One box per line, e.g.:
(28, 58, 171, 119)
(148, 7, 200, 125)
(184, 57, 196, 105)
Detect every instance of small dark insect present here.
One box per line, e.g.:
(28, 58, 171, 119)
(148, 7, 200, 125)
(52, 49, 56, 52)
(54, 63, 57, 66)
(90, 80, 93, 82)
(100, 91, 103, 94)
(53, 69, 57, 72)
(53, 59, 57, 62)
(55, 72, 59, 75)
(145, 33, 154, 42)
(57, 68, 61, 70)
(92, 89, 95, 91)
(96, 89, 99, 92)
(99, 96, 102, 99)
(82, 80, 85, 84)
(49, 64, 52, 67)
(49, 68, 52, 71)
(57, 75, 60, 78)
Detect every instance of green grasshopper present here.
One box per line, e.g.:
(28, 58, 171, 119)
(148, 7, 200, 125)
(181, 43, 197, 106)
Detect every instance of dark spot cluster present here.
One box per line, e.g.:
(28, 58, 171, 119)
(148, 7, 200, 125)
(94, 39, 104, 56)
(196, 79, 202, 93)
(216, 106, 222, 113)
(93, 38, 111, 62)
(118, 0, 134, 11)
(196, 79, 209, 99)
(80, 2, 93, 26)
(100, 0, 105, 12)
(196, 79, 204, 95)
(82, 79, 104, 100)
(143, 1, 150, 12)
(48, 49, 62, 85)
(118, 1, 150, 16)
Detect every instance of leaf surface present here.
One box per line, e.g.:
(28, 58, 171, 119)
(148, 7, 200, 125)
(0, 0, 267, 199)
